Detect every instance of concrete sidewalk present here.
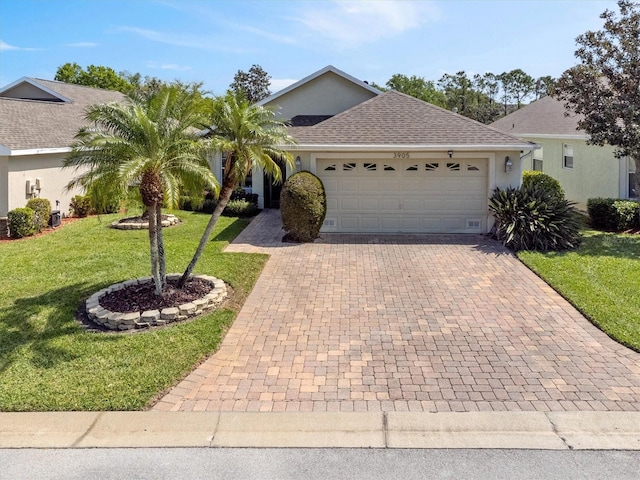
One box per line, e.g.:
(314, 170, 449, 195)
(2, 411, 640, 450)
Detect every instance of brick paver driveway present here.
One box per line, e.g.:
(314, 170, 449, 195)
(154, 210, 640, 413)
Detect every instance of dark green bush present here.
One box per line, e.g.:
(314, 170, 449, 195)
(522, 171, 565, 200)
(280, 171, 327, 242)
(612, 200, 640, 230)
(8, 207, 37, 238)
(70, 195, 92, 218)
(586, 197, 639, 231)
(587, 197, 616, 230)
(26, 198, 52, 232)
(489, 185, 581, 252)
(222, 199, 259, 217)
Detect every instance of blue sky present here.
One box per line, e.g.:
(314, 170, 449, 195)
(1, 0, 618, 95)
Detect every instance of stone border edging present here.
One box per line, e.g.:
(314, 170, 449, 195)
(110, 214, 180, 230)
(85, 274, 227, 331)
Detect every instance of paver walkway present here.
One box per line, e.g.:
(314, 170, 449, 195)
(154, 210, 640, 413)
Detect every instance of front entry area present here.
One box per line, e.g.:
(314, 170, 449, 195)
(316, 158, 488, 233)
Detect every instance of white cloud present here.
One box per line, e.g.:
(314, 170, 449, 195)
(292, 0, 440, 48)
(0, 39, 41, 51)
(65, 42, 98, 48)
(270, 78, 298, 92)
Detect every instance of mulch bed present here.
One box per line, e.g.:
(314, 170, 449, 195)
(0, 217, 82, 242)
(99, 277, 214, 313)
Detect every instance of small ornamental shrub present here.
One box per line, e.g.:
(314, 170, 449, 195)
(70, 195, 92, 218)
(489, 185, 581, 252)
(280, 171, 327, 242)
(26, 198, 52, 232)
(8, 207, 37, 238)
(222, 199, 259, 217)
(586, 197, 639, 231)
(612, 200, 640, 230)
(522, 171, 565, 200)
(230, 188, 259, 205)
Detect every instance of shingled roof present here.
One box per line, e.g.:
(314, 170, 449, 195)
(490, 95, 585, 138)
(291, 90, 534, 149)
(0, 78, 126, 153)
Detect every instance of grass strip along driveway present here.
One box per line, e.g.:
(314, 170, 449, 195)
(519, 230, 640, 352)
(0, 212, 267, 411)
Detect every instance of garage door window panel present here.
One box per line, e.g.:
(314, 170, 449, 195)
(316, 158, 488, 233)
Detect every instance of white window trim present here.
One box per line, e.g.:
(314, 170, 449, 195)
(562, 144, 574, 170)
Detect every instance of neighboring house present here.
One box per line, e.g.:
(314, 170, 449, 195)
(491, 95, 636, 208)
(226, 65, 535, 233)
(0, 77, 125, 220)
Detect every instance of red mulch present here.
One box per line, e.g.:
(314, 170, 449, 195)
(0, 217, 82, 242)
(99, 278, 214, 313)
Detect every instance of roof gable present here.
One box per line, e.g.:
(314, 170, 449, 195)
(293, 90, 533, 149)
(258, 65, 381, 120)
(258, 65, 380, 106)
(490, 95, 585, 138)
(0, 77, 71, 103)
(0, 78, 126, 153)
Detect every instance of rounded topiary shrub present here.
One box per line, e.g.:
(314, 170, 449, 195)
(8, 207, 37, 238)
(522, 171, 565, 200)
(26, 198, 52, 232)
(280, 171, 327, 243)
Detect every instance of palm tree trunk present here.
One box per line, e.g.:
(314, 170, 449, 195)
(634, 156, 640, 224)
(178, 175, 235, 288)
(156, 202, 166, 289)
(148, 203, 163, 296)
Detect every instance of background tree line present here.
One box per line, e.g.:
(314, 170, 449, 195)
(55, 61, 551, 125)
(371, 69, 555, 124)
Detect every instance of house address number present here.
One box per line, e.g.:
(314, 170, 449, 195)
(393, 152, 410, 159)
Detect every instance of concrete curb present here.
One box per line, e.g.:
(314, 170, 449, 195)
(2, 412, 640, 450)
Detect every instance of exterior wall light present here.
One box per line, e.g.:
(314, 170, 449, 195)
(447, 150, 453, 158)
(505, 156, 513, 173)
(295, 156, 301, 171)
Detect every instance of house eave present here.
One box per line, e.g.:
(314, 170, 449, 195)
(515, 133, 588, 140)
(4, 147, 72, 157)
(287, 143, 538, 152)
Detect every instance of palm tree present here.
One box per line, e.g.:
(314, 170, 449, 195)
(64, 86, 218, 295)
(178, 91, 295, 287)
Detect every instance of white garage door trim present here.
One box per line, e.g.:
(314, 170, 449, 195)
(311, 152, 495, 234)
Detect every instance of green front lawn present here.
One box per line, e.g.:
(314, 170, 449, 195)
(0, 212, 267, 411)
(518, 230, 640, 351)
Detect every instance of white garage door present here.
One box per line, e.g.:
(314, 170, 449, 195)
(317, 158, 488, 233)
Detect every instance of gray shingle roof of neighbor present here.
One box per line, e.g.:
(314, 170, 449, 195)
(490, 95, 585, 137)
(0, 78, 126, 152)
(291, 90, 534, 148)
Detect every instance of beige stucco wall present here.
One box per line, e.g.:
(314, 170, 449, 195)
(6, 152, 84, 216)
(0, 156, 8, 217)
(520, 137, 621, 208)
(264, 72, 378, 121)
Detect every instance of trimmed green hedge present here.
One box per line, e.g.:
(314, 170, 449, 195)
(587, 198, 639, 231)
(8, 207, 37, 238)
(26, 198, 52, 232)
